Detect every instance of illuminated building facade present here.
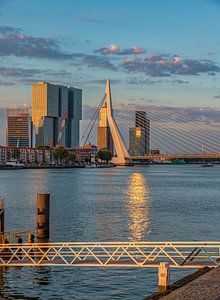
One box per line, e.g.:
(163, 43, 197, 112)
(32, 82, 82, 147)
(129, 111, 150, 156)
(6, 108, 32, 147)
(97, 103, 113, 155)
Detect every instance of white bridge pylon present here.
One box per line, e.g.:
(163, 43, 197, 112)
(105, 79, 132, 166)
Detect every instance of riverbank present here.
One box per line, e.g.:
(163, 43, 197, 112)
(161, 266, 220, 300)
(144, 267, 211, 299)
(0, 164, 116, 170)
(0, 165, 85, 170)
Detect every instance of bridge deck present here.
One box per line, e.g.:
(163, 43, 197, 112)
(131, 154, 220, 160)
(1, 242, 220, 268)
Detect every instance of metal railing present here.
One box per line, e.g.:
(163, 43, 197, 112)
(0, 231, 31, 244)
(0, 241, 220, 268)
(131, 153, 220, 160)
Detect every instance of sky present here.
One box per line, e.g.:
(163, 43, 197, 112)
(0, 0, 220, 108)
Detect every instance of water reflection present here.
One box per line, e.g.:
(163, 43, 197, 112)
(0, 267, 7, 287)
(126, 172, 151, 241)
(34, 267, 51, 286)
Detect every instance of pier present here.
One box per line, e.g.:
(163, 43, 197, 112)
(1, 241, 220, 268)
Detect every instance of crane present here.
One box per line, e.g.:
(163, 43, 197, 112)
(56, 111, 68, 146)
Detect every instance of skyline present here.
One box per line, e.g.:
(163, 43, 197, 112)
(0, 0, 220, 108)
(1, 2, 220, 298)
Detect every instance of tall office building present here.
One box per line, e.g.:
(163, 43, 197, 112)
(129, 111, 150, 156)
(97, 103, 113, 155)
(32, 82, 82, 148)
(6, 108, 32, 147)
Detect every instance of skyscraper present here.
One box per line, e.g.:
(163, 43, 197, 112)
(6, 108, 32, 147)
(32, 82, 82, 148)
(129, 111, 150, 156)
(97, 103, 113, 155)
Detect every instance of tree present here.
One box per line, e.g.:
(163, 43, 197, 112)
(36, 145, 51, 150)
(97, 149, 112, 163)
(11, 147, 20, 161)
(68, 153, 76, 163)
(53, 146, 68, 164)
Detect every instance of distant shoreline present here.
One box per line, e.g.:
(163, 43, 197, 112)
(0, 164, 116, 170)
(0, 165, 85, 170)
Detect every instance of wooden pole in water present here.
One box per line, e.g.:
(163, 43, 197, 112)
(0, 197, 4, 243)
(0, 197, 4, 233)
(36, 193, 50, 239)
(158, 262, 170, 292)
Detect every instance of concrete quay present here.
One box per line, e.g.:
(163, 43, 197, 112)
(145, 267, 220, 300)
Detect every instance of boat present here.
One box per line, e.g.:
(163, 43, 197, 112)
(201, 162, 213, 167)
(6, 160, 25, 169)
(171, 159, 186, 165)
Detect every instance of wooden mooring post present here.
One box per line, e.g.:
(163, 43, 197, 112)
(0, 197, 4, 241)
(36, 193, 50, 239)
(158, 262, 170, 292)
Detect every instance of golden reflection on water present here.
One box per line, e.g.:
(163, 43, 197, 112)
(126, 172, 151, 241)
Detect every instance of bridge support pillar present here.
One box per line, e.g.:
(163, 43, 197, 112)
(158, 262, 170, 292)
(0, 198, 4, 242)
(36, 193, 50, 239)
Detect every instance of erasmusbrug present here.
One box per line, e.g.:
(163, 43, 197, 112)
(81, 79, 220, 164)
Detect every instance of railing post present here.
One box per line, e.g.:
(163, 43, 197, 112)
(158, 262, 170, 292)
(36, 193, 50, 239)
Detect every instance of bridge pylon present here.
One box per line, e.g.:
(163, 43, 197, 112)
(105, 79, 133, 166)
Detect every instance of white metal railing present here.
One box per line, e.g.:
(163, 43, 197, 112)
(0, 242, 220, 268)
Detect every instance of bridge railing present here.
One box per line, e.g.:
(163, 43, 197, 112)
(0, 242, 220, 268)
(131, 153, 220, 160)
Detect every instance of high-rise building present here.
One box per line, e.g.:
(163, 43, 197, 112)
(6, 108, 32, 147)
(97, 103, 113, 155)
(129, 111, 150, 156)
(32, 82, 82, 148)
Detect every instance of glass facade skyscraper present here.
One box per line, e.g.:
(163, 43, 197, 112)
(32, 82, 82, 148)
(6, 108, 32, 147)
(129, 111, 150, 156)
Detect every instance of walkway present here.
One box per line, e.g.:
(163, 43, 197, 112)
(161, 267, 220, 300)
(1, 242, 220, 267)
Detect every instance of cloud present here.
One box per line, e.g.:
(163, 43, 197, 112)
(0, 26, 20, 35)
(1, 25, 219, 80)
(0, 66, 72, 85)
(116, 103, 220, 126)
(127, 76, 159, 85)
(85, 79, 121, 84)
(127, 76, 189, 85)
(0, 66, 42, 78)
(0, 79, 15, 86)
(171, 78, 189, 84)
(81, 55, 117, 71)
(94, 44, 145, 55)
(95, 44, 120, 55)
(0, 26, 73, 60)
(76, 17, 104, 24)
(213, 95, 220, 99)
(122, 54, 220, 77)
(139, 98, 154, 103)
(0, 26, 118, 72)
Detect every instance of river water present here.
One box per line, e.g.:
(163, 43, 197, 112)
(0, 165, 220, 299)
